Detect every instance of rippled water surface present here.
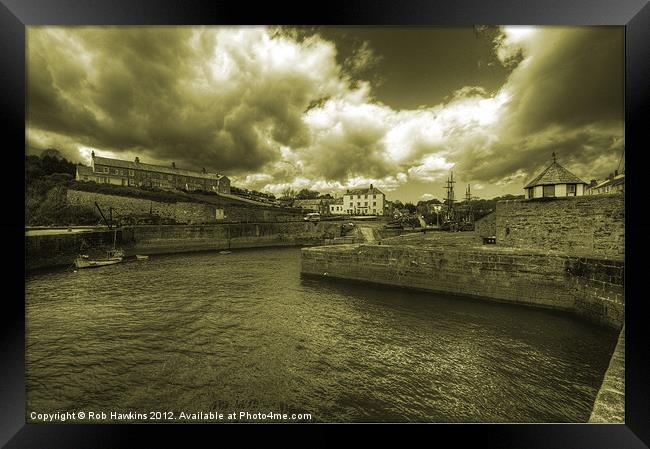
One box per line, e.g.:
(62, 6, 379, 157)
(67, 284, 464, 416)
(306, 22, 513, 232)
(26, 247, 618, 422)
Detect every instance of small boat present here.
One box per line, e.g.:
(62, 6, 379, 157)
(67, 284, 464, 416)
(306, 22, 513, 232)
(136, 255, 149, 260)
(74, 228, 125, 269)
(219, 250, 232, 255)
(74, 249, 125, 269)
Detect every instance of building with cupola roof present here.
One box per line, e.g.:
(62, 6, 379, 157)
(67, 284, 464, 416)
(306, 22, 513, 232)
(524, 153, 587, 199)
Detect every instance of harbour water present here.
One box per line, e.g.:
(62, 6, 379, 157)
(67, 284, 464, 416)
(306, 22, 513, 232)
(26, 247, 618, 422)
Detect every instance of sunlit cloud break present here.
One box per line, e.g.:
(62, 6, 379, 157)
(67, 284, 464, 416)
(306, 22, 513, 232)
(27, 26, 623, 201)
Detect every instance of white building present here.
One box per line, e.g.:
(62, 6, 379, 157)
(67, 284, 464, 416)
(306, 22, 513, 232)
(524, 153, 587, 199)
(329, 198, 346, 215)
(343, 184, 385, 215)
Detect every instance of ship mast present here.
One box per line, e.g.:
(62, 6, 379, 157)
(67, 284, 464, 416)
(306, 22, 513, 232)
(444, 171, 456, 222)
(465, 184, 474, 223)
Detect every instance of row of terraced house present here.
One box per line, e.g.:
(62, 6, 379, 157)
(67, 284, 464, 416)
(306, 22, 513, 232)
(76, 151, 231, 194)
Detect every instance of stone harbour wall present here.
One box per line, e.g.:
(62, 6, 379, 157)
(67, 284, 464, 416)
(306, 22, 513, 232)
(26, 230, 124, 271)
(589, 327, 625, 423)
(495, 195, 624, 258)
(301, 244, 624, 329)
(26, 222, 343, 271)
(474, 211, 496, 242)
(122, 222, 342, 255)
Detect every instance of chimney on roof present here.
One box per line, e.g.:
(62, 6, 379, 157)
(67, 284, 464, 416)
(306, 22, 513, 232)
(172, 162, 176, 169)
(370, 183, 374, 190)
(91, 150, 95, 158)
(609, 172, 614, 181)
(614, 169, 618, 177)
(135, 157, 140, 163)
(202, 167, 207, 174)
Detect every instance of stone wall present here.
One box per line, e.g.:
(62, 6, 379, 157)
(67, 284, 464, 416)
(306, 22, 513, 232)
(474, 211, 496, 242)
(495, 195, 624, 258)
(26, 222, 343, 271)
(224, 205, 303, 223)
(26, 230, 125, 271)
(67, 189, 216, 224)
(66, 189, 304, 224)
(569, 257, 625, 327)
(123, 222, 342, 255)
(301, 244, 624, 329)
(589, 327, 625, 423)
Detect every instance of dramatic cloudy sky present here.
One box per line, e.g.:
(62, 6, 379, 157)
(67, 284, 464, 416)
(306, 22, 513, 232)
(26, 26, 624, 201)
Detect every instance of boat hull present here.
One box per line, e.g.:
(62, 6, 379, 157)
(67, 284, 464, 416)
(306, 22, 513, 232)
(74, 257, 123, 269)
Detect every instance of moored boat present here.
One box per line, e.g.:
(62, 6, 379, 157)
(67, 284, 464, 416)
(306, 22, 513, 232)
(74, 249, 125, 269)
(74, 227, 125, 269)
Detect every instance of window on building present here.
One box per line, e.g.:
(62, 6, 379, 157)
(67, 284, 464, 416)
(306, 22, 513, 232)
(129, 170, 134, 176)
(364, 202, 368, 206)
(103, 167, 109, 173)
(373, 202, 376, 206)
(357, 202, 361, 206)
(543, 185, 555, 197)
(528, 188, 534, 199)
(567, 184, 576, 196)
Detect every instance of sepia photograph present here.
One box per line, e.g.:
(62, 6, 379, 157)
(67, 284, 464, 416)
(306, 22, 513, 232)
(24, 25, 625, 424)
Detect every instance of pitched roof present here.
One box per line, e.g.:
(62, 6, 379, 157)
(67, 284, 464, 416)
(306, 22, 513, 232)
(590, 173, 625, 190)
(345, 186, 385, 196)
(93, 156, 227, 180)
(524, 161, 586, 188)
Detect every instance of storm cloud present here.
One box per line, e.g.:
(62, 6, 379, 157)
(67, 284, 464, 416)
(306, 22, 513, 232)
(27, 26, 623, 200)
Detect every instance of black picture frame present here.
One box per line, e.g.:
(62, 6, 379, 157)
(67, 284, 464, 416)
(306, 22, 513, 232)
(2, 0, 648, 446)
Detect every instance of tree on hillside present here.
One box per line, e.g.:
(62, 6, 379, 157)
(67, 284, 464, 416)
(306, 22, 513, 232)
(296, 189, 320, 199)
(404, 202, 417, 213)
(280, 187, 296, 199)
(26, 151, 76, 182)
